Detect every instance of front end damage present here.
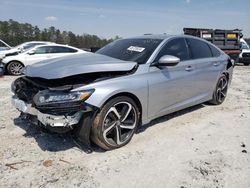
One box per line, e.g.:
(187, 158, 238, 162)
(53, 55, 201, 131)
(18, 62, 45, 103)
(11, 75, 102, 152)
(11, 53, 138, 152)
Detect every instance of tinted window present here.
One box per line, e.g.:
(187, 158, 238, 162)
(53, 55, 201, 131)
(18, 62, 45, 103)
(209, 44, 221, 57)
(155, 38, 190, 61)
(187, 38, 212, 59)
(97, 38, 163, 64)
(50, 46, 78, 53)
(34, 46, 51, 54)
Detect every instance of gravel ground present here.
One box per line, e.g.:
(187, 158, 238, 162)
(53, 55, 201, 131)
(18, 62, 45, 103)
(0, 66, 250, 188)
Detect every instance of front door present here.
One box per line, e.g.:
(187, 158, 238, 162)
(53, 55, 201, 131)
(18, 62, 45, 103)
(148, 38, 198, 119)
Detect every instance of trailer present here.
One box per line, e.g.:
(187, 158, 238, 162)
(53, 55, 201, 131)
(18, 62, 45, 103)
(183, 28, 242, 62)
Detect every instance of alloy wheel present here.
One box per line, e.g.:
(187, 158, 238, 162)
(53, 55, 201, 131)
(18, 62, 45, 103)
(216, 76, 228, 103)
(102, 101, 137, 147)
(8, 62, 23, 75)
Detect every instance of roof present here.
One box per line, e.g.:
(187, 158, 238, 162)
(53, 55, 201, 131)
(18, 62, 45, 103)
(124, 34, 209, 41)
(27, 43, 83, 51)
(127, 34, 174, 40)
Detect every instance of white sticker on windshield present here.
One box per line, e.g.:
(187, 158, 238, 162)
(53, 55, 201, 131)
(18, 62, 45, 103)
(127, 46, 145, 52)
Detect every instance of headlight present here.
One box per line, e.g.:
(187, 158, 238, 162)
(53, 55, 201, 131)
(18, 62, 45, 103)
(34, 89, 94, 105)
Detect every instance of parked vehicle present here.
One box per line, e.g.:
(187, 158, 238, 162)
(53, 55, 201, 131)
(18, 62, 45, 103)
(183, 28, 242, 63)
(0, 41, 53, 59)
(0, 63, 4, 76)
(239, 38, 250, 65)
(2, 44, 86, 75)
(11, 34, 233, 151)
(0, 39, 11, 51)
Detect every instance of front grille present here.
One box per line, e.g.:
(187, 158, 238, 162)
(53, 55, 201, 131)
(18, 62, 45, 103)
(242, 53, 250, 58)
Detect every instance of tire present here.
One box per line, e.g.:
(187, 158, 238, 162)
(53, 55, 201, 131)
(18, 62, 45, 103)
(243, 63, 250, 66)
(209, 74, 228, 105)
(7, 61, 24, 75)
(91, 96, 140, 150)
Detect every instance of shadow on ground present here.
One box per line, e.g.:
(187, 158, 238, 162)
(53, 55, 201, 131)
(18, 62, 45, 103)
(14, 103, 207, 153)
(13, 117, 103, 153)
(137, 104, 205, 133)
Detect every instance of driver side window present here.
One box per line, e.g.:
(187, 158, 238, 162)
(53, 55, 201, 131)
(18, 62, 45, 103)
(34, 47, 50, 54)
(155, 38, 190, 62)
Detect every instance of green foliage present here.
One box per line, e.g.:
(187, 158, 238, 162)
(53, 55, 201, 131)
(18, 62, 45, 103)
(0, 19, 116, 48)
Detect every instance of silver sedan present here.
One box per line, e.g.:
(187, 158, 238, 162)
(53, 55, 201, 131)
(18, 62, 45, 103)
(11, 34, 233, 151)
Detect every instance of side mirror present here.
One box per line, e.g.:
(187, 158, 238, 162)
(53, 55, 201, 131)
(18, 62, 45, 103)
(27, 50, 35, 55)
(158, 55, 180, 66)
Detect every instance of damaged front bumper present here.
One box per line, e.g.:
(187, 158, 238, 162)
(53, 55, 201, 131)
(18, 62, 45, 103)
(12, 95, 99, 152)
(12, 96, 83, 128)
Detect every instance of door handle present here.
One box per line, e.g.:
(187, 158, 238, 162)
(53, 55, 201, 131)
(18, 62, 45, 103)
(185, 66, 193, 72)
(213, 62, 220, 66)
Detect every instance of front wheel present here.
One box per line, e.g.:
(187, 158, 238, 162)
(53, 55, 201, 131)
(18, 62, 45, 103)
(91, 96, 139, 150)
(243, 62, 250, 66)
(209, 74, 228, 105)
(7, 61, 24, 75)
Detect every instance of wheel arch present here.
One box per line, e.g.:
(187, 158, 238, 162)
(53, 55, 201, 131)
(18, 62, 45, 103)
(6, 60, 25, 75)
(101, 92, 143, 124)
(6, 60, 25, 67)
(222, 72, 229, 81)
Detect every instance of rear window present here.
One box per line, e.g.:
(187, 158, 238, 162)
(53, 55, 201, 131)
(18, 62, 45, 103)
(209, 44, 221, 57)
(50, 46, 78, 53)
(186, 38, 213, 59)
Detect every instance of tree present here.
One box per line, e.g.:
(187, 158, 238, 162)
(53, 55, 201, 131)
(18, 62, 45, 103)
(0, 19, 117, 48)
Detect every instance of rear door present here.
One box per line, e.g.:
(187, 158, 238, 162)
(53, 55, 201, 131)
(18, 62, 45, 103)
(185, 38, 223, 97)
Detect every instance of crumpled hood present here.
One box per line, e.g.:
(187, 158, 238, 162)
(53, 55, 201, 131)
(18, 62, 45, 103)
(24, 53, 138, 79)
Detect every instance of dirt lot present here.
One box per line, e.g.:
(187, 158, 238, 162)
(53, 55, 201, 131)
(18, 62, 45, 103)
(0, 66, 250, 188)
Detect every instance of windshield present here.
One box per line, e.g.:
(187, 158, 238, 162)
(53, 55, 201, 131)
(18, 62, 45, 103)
(14, 43, 26, 49)
(241, 42, 249, 50)
(96, 38, 163, 64)
(14, 42, 45, 52)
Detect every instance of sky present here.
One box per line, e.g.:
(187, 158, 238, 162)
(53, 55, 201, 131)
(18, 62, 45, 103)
(0, 0, 250, 38)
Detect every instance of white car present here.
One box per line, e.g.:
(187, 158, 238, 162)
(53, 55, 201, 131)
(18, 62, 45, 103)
(2, 44, 86, 75)
(0, 41, 53, 59)
(239, 38, 250, 66)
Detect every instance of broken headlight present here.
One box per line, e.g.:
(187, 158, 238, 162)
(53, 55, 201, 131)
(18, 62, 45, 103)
(34, 89, 94, 106)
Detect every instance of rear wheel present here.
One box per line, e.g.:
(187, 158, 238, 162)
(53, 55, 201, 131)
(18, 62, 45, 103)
(209, 74, 228, 105)
(7, 61, 24, 75)
(243, 62, 250, 66)
(91, 96, 139, 150)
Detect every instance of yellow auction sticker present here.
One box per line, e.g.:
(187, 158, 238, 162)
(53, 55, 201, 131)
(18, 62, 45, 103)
(227, 33, 237, 38)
